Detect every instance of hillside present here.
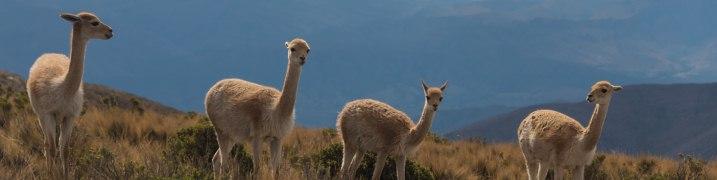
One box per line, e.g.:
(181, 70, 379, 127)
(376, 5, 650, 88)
(1, 74, 716, 179)
(448, 82, 717, 158)
(0, 71, 181, 115)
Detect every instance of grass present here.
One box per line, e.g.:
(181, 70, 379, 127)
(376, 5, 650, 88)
(1, 90, 717, 179)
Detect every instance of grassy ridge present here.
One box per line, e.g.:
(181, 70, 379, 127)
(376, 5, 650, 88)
(1, 87, 717, 179)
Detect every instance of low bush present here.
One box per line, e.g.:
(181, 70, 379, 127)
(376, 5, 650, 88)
(313, 143, 434, 180)
(163, 121, 252, 178)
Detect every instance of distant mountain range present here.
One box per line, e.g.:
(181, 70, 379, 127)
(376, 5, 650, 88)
(433, 105, 514, 134)
(448, 82, 717, 158)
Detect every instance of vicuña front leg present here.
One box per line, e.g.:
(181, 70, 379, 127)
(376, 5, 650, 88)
(58, 116, 76, 177)
(39, 114, 58, 174)
(395, 155, 406, 180)
(269, 138, 282, 179)
(251, 138, 262, 179)
(554, 167, 565, 180)
(572, 166, 585, 180)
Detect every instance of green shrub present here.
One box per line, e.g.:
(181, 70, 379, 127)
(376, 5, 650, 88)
(75, 147, 147, 179)
(313, 143, 434, 180)
(427, 132, 448, 144)
(676, 154, 706, 180)
(321, 128, 338, 138)
(637, 158, 657, 176)
(107, 121, 130, 141)
(585, 154, 608, 180)
(130, 98, 144, 115)
(164, 122, 252, 178)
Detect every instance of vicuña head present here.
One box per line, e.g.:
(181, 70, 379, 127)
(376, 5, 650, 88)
(285, 38, 310, 65)
(60, 12, 113, 40)
(422, 80, 447, 111)
(586, 80, 622, 104)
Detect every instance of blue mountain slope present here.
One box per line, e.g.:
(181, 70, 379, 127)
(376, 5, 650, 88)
(448, 82, 717, 158)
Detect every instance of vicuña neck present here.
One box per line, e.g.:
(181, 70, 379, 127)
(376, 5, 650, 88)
(583, 102, 610, 151)
(407, 102, 436, 146)
(274, 61, 302, 119)
(62, 24, 88, 96)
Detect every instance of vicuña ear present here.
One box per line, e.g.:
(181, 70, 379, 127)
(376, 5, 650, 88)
(440, 81, 448, 91)
(285, 42, 289, 48)
(60, 13, 80, 22)
(613, 85, 623, 91)
(421, 80, 429, 93)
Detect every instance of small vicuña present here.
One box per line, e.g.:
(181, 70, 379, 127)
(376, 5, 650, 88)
(337, 81, 447, 180)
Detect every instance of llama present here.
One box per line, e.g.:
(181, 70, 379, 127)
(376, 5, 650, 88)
(517, 81, 622, 180)
(205, 38, 310, 179)
(27, 12, 113, 176)
(337, 81, 447, 180)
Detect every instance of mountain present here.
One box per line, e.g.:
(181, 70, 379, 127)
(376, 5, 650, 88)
(448, 82, 717, 158)
(433, 105, 514, 134)
(1, 0, 716, 128)
(0, 70, 181, 115)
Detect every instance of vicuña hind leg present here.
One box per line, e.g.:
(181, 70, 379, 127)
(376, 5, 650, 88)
(58, 115, 76, 177)
(212, 149, 222, 178)
(339, 145, 356, 179)
(525, 160, 538, 180)
(537, 163, 549, 180)
(213, 133, 236, 179)
(347, 151, 365, 180)
(371, 152, 387, 180)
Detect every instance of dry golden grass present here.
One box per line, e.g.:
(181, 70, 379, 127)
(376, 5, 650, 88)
(1, 94, 716, 179)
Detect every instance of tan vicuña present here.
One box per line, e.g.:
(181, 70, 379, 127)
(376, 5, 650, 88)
(26, 12, 113, 177)
(205, 38, 310, 179)
(337, 81, 447, 180)
(517, 80, 622, 180)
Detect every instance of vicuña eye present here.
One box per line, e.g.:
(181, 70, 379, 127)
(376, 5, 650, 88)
(601, 89, 607, 93)
(290, 48, 296, 52)
(91, 22, 99, 26)
(439, 97, 443, 101)
(426, 96, 430, 100)
(307, 49, 310, 53)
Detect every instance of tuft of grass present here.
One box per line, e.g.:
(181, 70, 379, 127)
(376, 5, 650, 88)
(677, 153, 706, 179)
